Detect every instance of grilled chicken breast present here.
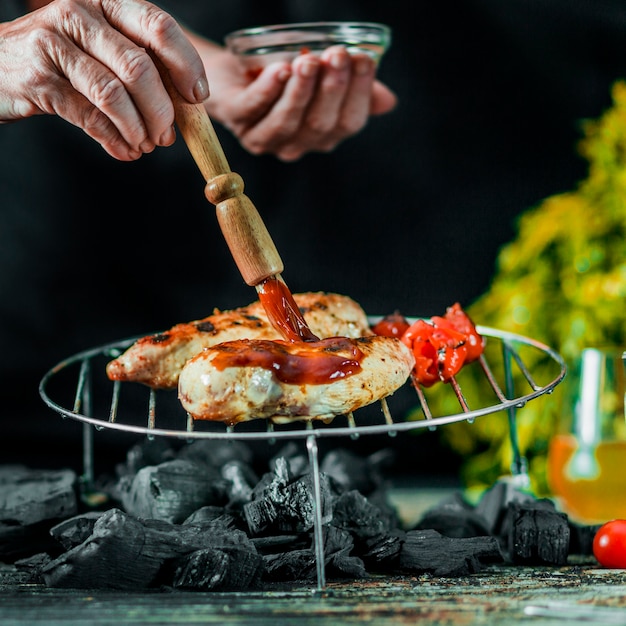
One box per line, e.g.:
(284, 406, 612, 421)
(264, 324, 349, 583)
(178, 336, 415, 425)
(106, 292, 372, 389)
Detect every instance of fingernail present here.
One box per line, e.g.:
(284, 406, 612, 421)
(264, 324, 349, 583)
(139, 139, 155, 153)
(194, 77, 210, 101)
(277, 66, 292, 82)
(298, 59, 319, 78)
(159, 125, 176, 146)
(329, 51, 349, 71)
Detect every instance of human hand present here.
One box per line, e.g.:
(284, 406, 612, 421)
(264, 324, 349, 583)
(198, 42, 397, 162)
(0, 0, 209, 161)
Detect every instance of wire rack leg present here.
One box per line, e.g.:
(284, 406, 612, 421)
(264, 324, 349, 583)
(81, 422, 94, 491)
(502, 343, 530, 487)
(306, 434, 326, 591)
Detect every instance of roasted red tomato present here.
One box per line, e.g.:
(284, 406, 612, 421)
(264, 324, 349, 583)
(372, 311, 410, 338)
(593, 520, 626, 568)
(432, 302, 485, 362)
(402, 319, 468, 387)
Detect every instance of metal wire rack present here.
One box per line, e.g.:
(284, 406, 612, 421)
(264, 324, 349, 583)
(39, 320, 566, 590)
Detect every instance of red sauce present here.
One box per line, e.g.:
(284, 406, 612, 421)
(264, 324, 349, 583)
(257, 276, 320, 342)
(211, 337, 363, 385)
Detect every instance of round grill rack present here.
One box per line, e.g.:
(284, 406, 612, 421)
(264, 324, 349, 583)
(39, 320, 566, 590)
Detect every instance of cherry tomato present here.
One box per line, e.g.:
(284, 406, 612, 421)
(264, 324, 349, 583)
(372, 311, 410, 338)
(434, 302, 485, 362)
(402, 319, 468, 386)
(593, 519, 626, 568)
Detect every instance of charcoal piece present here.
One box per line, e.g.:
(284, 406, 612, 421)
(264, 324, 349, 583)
(115, 438, 176, 479)
(474, 479, 535, 536)
(502, 499, 570, 565)
(399, 529, 504, 577)
(269, 442, 309, 478)
(414, 492, 491, 538)
(331, 490, 394, 540)
(321, 448, 394, 495)
(43, 508, 164, 589)
(171, 543, 264, 590)
(118, 459, 228, 523)
(49, 511, 105, 550)
(263, 549, 317, 581)
(251, 534, 307, 554)
(42, 507, 261, 589)
(177, 440, 253, 469)
(220, 460, 258, 506)
(13, 552, 51, 583)
(251, 456, 293, 500)
(322, 525, 367, 579)
(182, 505, 235, 526)
(244, 460, 332, 535)
(361, 529, 405, 568)
(0, 466, 78, 561)
(568, 522, 602, 556)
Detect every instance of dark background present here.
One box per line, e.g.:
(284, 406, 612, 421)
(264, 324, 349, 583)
(2, 0, 626, 480)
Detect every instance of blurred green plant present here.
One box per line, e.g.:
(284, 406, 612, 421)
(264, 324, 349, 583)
(411, 81, 626, 496)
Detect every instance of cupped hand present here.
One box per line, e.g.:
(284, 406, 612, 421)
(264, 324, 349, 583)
(0, 0, 209, 160)
(200, 43, 397, 162)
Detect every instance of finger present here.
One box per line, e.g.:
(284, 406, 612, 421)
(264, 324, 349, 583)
(223, 62, 292, 133)
(101, 0, 209, 104)
(302, 46, 353, 134)
(238, 55, 321, 155)
(58, 2, 176, 146)
(42, 73, 144, 161)
(334, 54, 377, 133)
(273, 49, 361, 161)
(49, 30, 161, 151)
(370, 80, 398, 115)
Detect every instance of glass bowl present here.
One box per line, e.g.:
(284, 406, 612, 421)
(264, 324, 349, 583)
(225, 21, 391, 78)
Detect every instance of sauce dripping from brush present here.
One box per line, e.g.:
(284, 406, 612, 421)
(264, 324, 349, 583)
(257, 276, 320, 342)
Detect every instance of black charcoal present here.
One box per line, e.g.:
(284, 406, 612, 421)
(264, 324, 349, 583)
(182, 505, 235, 526)
(268, 442, 310, 478)
(115, 438, 176, 479)
(415, 492, 491, 538)
(118, 459, 228, 523)
(0, 466, 78, 561)
(41, 507, 261, 589)
(321, 448, 394, 495)
(475, 479, 535, 536)
(251, 534, 307, 554)
(332, 490, 395, 540)
(177, 439, 253, 469)
(263, 549, 317, 581)
(501, 499, 570, 565)
(361, 529, 405, 567)
(322, 526, 367, 579)
(243, 458, 332, 535)
(171, 543, 264, 590)
(400, 529, 504, 576)
(49, 511, 104, 550)
(220, 460, 258, 506)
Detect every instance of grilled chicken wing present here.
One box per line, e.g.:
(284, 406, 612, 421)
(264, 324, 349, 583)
(178, 335, 415, 425)
(106, 292, 372, 389)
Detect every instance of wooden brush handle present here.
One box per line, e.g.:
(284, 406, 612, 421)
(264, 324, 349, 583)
(162, 71, 284, 286)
